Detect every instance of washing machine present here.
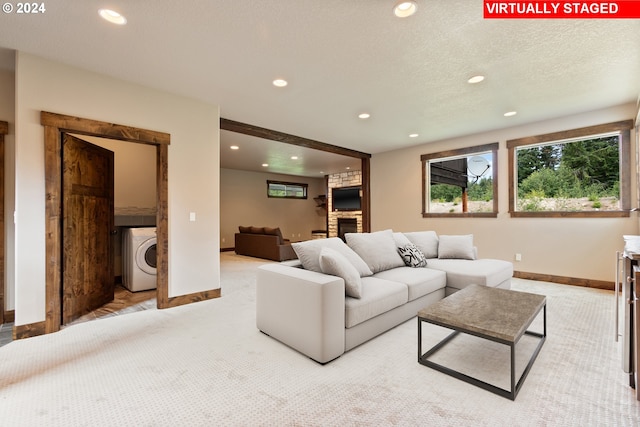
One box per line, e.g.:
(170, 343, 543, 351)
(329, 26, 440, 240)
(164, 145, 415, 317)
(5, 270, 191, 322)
(123, 227, 157, 292)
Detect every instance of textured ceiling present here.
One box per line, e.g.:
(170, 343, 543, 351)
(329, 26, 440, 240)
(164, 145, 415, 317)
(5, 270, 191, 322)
(0, 1, 638, 175)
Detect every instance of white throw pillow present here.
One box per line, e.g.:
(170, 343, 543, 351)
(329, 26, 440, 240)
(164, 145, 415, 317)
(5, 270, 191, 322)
(319, 247, 362, 298)
(345, 229, 405, 273)
(404, 231, 439, 259)
(397, 243, 428, 268)
(292, 237, 373, 277)
(393, 232, 412, 247)
(438, 234, 476, 260)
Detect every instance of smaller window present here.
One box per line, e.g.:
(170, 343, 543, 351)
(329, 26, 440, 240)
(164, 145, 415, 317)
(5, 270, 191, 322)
(421, 143, 499, 218)
(267, 180, 308, 199)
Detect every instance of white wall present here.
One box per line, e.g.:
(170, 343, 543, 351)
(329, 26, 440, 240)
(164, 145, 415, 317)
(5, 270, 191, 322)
(220, 168, 326, 246)
(371, 103, 638, 282)
(14, 52, 220, 326)
(0, 66, 15, 311)
(80, 135, 156, 209)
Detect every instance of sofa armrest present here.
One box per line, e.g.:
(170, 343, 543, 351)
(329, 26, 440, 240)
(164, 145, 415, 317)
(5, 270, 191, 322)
(256, 263, 346, 363)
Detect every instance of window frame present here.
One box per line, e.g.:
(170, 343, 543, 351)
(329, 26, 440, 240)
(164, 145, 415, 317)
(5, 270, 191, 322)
(507, 120, 633, 218)
(266, 180, 308, 199)
(421, 142, 499, 218)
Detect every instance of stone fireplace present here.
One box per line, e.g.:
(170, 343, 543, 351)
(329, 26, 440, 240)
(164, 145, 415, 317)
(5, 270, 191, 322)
(337, 218, 358, 241)
(327, 170, 362, 238)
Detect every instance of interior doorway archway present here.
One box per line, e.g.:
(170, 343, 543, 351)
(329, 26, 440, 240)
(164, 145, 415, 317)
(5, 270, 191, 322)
(219, 118, 372, 233)
(40, 112, 170, 335)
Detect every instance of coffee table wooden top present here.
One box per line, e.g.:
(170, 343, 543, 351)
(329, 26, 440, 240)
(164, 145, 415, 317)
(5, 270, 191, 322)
(418, 285, 546, 343)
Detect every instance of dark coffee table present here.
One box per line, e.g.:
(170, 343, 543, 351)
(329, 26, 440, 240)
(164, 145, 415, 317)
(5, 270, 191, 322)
(418, 284, 546, 400)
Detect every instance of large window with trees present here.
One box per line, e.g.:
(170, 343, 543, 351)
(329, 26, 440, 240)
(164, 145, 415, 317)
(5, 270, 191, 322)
(507, 120, 632, 217)
(422, 143, 498, 217)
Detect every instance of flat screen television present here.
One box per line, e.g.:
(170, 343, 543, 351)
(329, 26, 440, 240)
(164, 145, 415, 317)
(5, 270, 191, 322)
(332, 186, 361, 211)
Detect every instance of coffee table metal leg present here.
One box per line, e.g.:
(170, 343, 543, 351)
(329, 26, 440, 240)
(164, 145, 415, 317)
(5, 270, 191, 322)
(418, 305, 546, 401)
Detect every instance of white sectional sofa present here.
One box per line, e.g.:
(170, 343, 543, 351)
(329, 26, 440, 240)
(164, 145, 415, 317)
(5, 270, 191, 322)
(256, 230, 513, 363)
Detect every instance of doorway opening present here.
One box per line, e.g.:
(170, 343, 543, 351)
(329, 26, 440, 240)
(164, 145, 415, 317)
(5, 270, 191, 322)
(219, 118, 372, 243)
(39, 112, 170, 335)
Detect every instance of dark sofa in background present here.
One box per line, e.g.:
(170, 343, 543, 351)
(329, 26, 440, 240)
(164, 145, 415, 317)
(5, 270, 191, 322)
(234, 226, 298, 261)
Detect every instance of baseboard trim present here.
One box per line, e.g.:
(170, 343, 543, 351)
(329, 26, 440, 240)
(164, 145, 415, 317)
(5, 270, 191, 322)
(3, 309, 15, 323)
(13, 320, 46, 340)
(220, 247, 234, 252)
(158, 288, 222, 309)
(514, 271, 613, 291)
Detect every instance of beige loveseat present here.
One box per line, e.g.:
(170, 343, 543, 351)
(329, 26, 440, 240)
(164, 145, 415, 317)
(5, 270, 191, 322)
(256, 230, 513, 363)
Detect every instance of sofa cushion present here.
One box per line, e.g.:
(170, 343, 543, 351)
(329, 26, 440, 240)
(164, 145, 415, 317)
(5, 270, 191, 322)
(438, 234, 475, 260)
(345, 229, 405, 273)
(319, 247, 362, 298)
(344, 277, 408, 328)
(426, 258, 513, 290)
(292, 238, 373, 277)
(250, 226, 265, 234)
(404, 231, 439, 259)
(263, 227, 284, 244)
(393, 232, 412, 247)
(238, 225, 252, 233)
(397, 243, 428, 268)
(373, 267, 446, 301)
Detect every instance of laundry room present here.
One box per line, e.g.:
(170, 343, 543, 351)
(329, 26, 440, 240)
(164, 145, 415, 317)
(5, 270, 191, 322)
(76, 135, 157, 294)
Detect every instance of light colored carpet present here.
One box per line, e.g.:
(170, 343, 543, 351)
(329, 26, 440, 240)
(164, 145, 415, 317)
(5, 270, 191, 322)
(1, 253, 639, 426)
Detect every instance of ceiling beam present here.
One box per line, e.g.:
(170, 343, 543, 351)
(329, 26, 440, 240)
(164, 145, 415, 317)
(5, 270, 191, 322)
(220, 118, 371, 160)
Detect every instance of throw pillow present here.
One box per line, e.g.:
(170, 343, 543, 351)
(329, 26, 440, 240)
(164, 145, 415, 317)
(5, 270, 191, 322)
(292, 238, 373, 277)
(404, 231, 439, 258)
(393, 232, 412, 247)
(438, 234, 476, 260)
(397, 243, 428, 268)
(345, 229, 405, 273)
(319, 247, 362, 298)
(249, 226, 265, 234)
(238, 226, 252, 233)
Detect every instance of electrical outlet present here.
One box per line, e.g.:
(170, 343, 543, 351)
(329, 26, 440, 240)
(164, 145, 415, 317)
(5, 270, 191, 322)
(515, 253, 522, 262)
(222, 237, 225, 243)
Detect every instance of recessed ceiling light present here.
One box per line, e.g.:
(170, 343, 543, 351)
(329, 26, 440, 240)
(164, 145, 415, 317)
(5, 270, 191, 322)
(99, 9, 127, 25)
(504, 111, 517, 117)
(230, 145, 239, 150)
(409, 133, 419, 138)
(393, 1, 417, 18)
(273, 79, 288, 87)
(468, 75, 485, 84)
(262, 163, 269, 167)
(358, 113, 370, 119)
(291, 156, 298, 160)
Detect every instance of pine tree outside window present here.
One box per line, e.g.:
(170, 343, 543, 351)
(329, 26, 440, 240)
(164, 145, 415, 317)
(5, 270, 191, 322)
(507, 121, 632, 218)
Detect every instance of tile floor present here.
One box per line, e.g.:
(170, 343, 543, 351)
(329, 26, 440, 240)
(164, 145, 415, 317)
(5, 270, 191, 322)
(0, 322, 13, 347)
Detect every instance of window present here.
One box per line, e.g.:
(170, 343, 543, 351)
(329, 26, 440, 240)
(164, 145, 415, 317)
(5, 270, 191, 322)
(507, 120, 632, 217)
(267, 180, 308, 199)
(421, 143, 498, 217)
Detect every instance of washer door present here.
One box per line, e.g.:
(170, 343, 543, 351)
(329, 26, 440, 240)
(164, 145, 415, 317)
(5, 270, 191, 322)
(136, 237, 157, 275)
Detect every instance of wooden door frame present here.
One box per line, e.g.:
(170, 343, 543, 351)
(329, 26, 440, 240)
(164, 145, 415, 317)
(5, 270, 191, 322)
(0, 121, 6, 325)
(33, 112, 219, 337)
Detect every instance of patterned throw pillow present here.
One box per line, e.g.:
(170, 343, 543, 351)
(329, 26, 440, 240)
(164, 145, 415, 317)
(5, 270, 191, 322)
(397, 243, 428, 268)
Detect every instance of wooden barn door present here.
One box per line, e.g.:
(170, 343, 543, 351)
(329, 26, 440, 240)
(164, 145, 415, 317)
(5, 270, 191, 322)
(62, 134, 114, 324)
